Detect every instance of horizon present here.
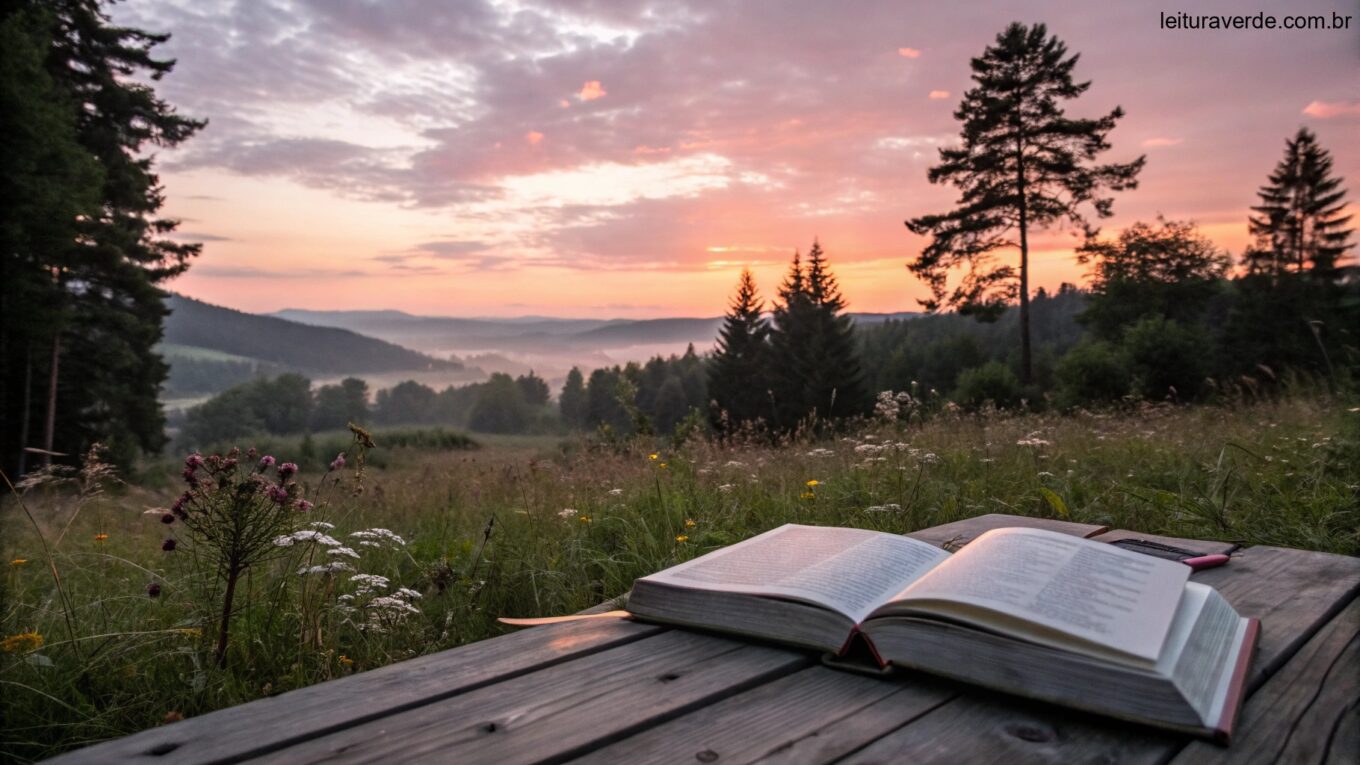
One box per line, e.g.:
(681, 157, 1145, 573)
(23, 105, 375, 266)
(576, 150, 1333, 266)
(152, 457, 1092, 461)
(115, 0, 1359, 318)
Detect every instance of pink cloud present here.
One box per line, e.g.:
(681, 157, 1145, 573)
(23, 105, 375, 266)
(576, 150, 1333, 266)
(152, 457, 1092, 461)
(525, 131, 544, 145)
(928, 90, 950, 100)
(559, 98, 571, 108)
(897, 47, 921, 58)
(1303, 99, 1360, 119)
(1141, 137, 1183, 147)
(578, 80, 607, 101)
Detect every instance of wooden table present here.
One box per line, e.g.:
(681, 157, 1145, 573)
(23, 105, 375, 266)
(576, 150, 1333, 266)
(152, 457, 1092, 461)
(50, 514, 1360, 764)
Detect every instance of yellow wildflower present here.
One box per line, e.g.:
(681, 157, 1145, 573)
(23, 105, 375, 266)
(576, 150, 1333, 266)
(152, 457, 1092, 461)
(1, 631, 44, 654)
(675, 534, 689, 543)
(648, 453, 659, 461)
(579, 514, 592, 523)
(94, 533, 109, 542)
(805, 479, 820, 487)
(174, 628, 202, 639)
(800, 491, 816, 500)
(658, 462, 668, 469)
(10, 558, 27, 566)
(684, 519, 696, 528)
(339, 655, 354, 667)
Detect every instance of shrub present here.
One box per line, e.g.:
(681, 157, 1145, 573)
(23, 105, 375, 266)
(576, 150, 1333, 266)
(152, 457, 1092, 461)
(952, 361, 1023, 410)
(1122, 316, 1211, 401)
(1054, 341, 1131, 409)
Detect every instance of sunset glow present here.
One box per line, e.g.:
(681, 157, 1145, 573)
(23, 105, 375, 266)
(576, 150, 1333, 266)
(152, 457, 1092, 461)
(113, 0, 1358, 319)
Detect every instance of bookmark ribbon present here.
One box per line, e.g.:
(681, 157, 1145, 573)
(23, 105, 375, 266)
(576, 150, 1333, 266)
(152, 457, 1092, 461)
(498, 609, 632, 627)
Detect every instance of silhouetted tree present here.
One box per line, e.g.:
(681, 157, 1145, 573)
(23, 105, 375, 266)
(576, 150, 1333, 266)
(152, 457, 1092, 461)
(1246, 128, 1354, 279)
(311, 378, 370, 431)
(468, 373, 531, 433)
(558, 367, 587, 428)
(905, 22, 1143, 384)
(708, 268, 769, 429)
(1076, 217, 1229, 340)
(375, 380, 438, 425)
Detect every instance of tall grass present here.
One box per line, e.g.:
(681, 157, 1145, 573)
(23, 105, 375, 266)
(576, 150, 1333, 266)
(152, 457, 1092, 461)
(1, 397, 1356, 761)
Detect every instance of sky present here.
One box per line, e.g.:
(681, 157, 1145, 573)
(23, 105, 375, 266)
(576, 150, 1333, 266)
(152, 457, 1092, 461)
(113, 0, 1360, 319)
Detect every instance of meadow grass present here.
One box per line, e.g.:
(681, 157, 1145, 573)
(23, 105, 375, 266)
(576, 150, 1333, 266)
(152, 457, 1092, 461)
(1, 397, 1357, 760)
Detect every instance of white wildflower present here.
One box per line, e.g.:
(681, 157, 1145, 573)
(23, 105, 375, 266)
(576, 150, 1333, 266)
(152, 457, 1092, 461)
(393, 587, 423, 600)
(865, 503, 903, 513)
(327, 546, 361, 559)
(309, 521, 336, 530)
(717, 483, 735, 493)
(350, 573, 390, 590)
(558, 508, 578, 519)
(607, 488, 623, 496)
(298, 562, 354, 576)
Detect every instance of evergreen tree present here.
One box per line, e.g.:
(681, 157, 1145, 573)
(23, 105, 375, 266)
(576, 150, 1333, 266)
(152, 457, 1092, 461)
(1246, 127, 1354, 279)
(468, 373, 531, 434)
(707, 268, 769, 429)
(767, 241, 869, 430)
(1, 0, 203, 472)
(514, 371, 550, 407)
(558, 367, 588, 428)
(905, 22, 1143, 384)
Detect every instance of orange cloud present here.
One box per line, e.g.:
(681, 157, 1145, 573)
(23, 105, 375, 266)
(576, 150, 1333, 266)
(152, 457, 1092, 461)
(897, 47, 921, 58)
(525, 131, 544, 145)
(578, 80, 607, 101)
(1141, 137, 1183, 147)
(1303, 99, 1360, 119)
(928, 90, 950, 100)
(559, 98, 571, 108)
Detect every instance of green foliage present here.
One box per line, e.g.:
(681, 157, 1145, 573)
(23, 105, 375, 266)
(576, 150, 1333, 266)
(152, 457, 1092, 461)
(952, 361, 1023, 410)
(1121, 316, 1211, 401)
(467, 373, 532, 434)
(311, 378, 370, 432)
(1245, 127, 1354, 278)
(182, 374, 315, 447)
(558, 368, 588, 428)
(905, 22, 1143, 382)
(1054, 341, 1130, 409)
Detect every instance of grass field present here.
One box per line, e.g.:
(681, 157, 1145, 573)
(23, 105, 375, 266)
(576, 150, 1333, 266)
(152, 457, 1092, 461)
(2, 398, 1357, 761)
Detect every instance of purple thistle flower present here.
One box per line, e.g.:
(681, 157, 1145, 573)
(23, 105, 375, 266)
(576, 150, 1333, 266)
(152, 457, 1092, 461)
(258, 455, 276, 470)
(172, 491, 193, 519)
(147, 582, 162, 598)
(278, 462, 298, 481)
(294, 499, 314, 512)
(161, 513, 176, 525)
(185, 453, 204, 470)
(329, 453, 346, 472)
(182, 466, 198, 486)
(162, 539, 177, 552)
(267, 485, 290, 505)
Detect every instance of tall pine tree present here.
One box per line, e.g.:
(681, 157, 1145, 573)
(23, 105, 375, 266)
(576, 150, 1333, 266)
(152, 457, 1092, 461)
(905, 22, 1143, 385)
(0, 0, 204, 473)
(708, 268, 769, 429)
(1246, 127, 1353, 279)
(768, 241, 869, 430)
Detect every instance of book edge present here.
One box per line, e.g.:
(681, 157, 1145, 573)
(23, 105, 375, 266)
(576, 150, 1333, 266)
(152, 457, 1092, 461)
(1211, 616, 1260, 745)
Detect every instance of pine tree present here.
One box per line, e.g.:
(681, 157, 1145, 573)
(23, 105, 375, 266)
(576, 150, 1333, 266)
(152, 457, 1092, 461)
(767, 241, 869, 430)
(1246, 128, 1354, 279)
(905, 22, 1144, 385)
(707, 268, 769, 429)
(1, 0, 203, 472)
(558, 367, 587, 428)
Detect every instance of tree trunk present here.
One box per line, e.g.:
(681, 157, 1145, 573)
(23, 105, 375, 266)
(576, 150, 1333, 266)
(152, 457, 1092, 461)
(215, 561, 242, 668)
(1015, 138, 1033, 387)
(42, 332, 60, 468)
(17, 346, 33, 476)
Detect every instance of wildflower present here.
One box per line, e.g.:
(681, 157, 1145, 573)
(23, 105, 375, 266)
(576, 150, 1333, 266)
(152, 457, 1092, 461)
(339, 655, 354, 667)
(330, 453, 346, 472)
(294, 499, 314, 512)
(185, 454, 205, 470)
(309, 521, 336, 530)
(349, 529, 406, 546)
(649, 453, 659, 461)
(162, 539, 177, 552)
(675, 534, 689, 543)
(685, 518, 696, 528)
(95, 533, 109, 542)
(558, 508, 578, 519)
(865, 503, 903, 513)
(147, 582, 162, 598)
(164, 711, 184, 724)
(278, 462, 298, 481)
(658, 462, 668, 469)
(327, 546, 361, 559)
(297, 562, 354, 576)
(161, 513, 176, 525)
(350, 573, 390, 590)
(267, 485, 289, 505)
(607, 488, 623, 496)
(258, 455, 276, 470)
(805, 479, 820, 488)
(579, 514, 592, 523)
(393, 587, 423, 600)
(10, 559, 26, 566)
(717, 483, 734, 493)
(367, 596, 420, 615)
(800, 491, 816, 500)
(1, 632, 44, 653)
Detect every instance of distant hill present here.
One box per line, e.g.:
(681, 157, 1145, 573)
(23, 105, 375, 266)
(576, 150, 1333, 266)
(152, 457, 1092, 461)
(164, 295, 458, 374)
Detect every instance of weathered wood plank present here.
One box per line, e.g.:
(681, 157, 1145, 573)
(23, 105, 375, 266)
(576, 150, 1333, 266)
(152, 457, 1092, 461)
(1090, 528, 1239, 556)
(45, 618, 665, 765)
(253, 629, 812, 764)
(571, 668, 953, 765)
(905, 513, 1107, 550)
(782, 545, 1360, 764)
(1168, 597, 1360, 764)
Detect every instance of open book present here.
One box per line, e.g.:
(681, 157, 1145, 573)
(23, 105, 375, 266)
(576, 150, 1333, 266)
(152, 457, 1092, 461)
(627, 524, 1258, 743)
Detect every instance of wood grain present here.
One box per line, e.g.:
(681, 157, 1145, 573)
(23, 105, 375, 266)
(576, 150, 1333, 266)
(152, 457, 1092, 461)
(251, 629, 811, 764)
(1168, 597, 1360, 764)
(1090, 528, 1239, 556)
(44, 618, 664, 765)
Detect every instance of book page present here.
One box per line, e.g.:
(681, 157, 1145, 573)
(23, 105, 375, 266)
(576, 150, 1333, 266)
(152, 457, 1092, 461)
(889, 527, 1189, 662)
(641, 524, 951, 623)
